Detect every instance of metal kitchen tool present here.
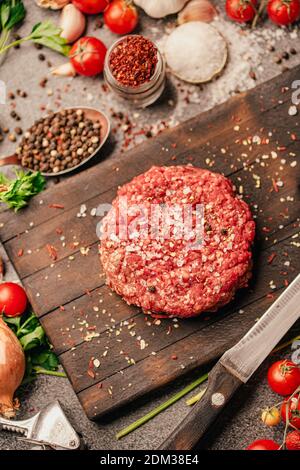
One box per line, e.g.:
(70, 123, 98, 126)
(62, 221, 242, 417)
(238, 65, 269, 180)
(0, 400, 81, 450)
(160, 273, 300, 450)
(0, 106, 110, 177)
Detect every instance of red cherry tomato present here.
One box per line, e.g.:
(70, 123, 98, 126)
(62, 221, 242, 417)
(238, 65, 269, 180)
(246, 439, 280, 450)
(104, 0, 138, 35)
(286, 430, 300, 450)
(72, 0, 110, 14)
(70, 37, 107, 76)
(0, 282, 27, 317)
(225, 0, 257, 23)
(267, 0, 300, 25)
(281, 394, 300, 429)
(267, 360, 300, 396)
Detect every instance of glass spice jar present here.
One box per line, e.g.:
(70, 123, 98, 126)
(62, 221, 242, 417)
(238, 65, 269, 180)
(104, 35, 166, 108)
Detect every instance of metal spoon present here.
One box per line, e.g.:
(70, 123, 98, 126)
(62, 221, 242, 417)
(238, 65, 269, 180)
(0, 106, 110, 177)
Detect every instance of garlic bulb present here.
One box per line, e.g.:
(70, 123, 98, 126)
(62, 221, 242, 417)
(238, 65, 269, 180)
(165, 22, 227, 84)
(0, 317, 25, 418)
(134, 0, 189, 18)
(178, 0, 217, 24)
(60, 4, 86, 44)
(36, 0, 70, 10)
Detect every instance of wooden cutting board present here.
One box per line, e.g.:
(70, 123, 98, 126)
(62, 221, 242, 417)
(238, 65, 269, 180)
(1, 67, 299, 420)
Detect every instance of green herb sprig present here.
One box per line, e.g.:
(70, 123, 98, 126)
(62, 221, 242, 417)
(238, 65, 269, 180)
(4, 312, 66, 383)
(116, 372, 209, 440)
(0, 170, 45, 211)
(0, 0, 26, 51)
(0, 20, 71, 56)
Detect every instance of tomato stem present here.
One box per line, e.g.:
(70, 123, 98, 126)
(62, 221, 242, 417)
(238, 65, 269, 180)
(252, 0, 268, 28)
(272, 335, 300, 354)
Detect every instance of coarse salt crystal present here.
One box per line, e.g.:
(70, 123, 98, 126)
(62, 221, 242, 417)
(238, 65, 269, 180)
(288, 105, 298, 116)
(93, 359, 100, 368)
(90, 208, 97, 216)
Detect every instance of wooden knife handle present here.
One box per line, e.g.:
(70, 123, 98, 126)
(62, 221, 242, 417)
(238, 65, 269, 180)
(159, 362, 243, 450)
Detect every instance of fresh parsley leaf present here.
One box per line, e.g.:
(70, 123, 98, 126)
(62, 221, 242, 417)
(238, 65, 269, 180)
(0, 172, 9, 185)
(0, 3, 10, 30)
(3, 311, 65, 382)
(30, 21, 71, 56)
(0, 170, 46, 211)
(4, 1, 26, 31)
(31, 21, 61, 38)
(31, 350, 59, 370)
(3, 314, 21, 330)
(0, 1, 25, 31)
(19, 325, 45, 351)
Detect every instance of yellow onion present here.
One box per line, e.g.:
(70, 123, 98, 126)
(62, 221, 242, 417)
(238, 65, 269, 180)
(0, 317, 25, 418)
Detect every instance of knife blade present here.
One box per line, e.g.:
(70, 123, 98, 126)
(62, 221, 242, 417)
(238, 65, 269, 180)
(159, 274, 300, 450)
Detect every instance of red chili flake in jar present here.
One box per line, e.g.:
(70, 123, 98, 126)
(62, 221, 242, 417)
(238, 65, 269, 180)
(109, 36, 158, 88)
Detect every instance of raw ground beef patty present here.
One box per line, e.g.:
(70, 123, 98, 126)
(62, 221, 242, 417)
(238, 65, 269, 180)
(100, 165, 255, 318)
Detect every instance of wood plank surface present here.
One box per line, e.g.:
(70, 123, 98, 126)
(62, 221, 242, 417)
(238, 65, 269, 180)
(0, 66, 299, 420)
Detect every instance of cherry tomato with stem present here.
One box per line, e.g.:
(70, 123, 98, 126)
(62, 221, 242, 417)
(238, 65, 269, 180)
(104, 0, 138, 35)
(0, 282, 27, 317)
(281, 393, 300, 429)
(70, 37, 107, 76)
(225, 0, 258, 23)
(286, 430, 300, 450)
(72, 0, 110, 15)
(267, 0, 300, 25)
(246, 439, 280, 450)
(267, 360, 300, 396)
(261, 407, 281, 427)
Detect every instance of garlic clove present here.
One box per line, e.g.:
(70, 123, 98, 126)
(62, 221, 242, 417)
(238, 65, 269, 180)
(178, 0, 217, 24)
(36, 0, 70, 9)
(59, 4, 86, 44)
(51, 61, 76, 77)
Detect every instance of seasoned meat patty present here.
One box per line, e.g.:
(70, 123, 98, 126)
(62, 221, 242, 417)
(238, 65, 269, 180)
(100, 165, 255, 318)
